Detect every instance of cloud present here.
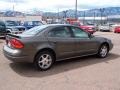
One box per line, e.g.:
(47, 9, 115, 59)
(0, 0, 120, 12)
(1, 0, 26, 3)
(77, 0, 120, 9)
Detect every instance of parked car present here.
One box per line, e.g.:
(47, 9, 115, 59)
(66, 18, 96, 34)
(114, 26, 120, 33)
(111, 24, 120, 32)
(5, 21, 26, 34)
(79, 25, 96, 34)
(98, 24, 112, 32)
(0, 21, 6, 38)
(3, 24, 113, 71)
(24, 21, 44, 29)
(71, 22, 96, 34)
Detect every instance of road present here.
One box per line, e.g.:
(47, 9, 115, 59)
(0, 32, 120, 90)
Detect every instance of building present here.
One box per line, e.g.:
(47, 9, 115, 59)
(78, 17, 107, 25)
(0, 15, 42, 23)
(108, 15, 120, 24)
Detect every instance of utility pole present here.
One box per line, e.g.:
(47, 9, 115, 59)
(83, 11, 85, 24)
(75, 0, 78, 19)
(93, 11, 96, 24)
(63, 10, 68, 19)
(100, 8, 102, 25)
(12, 0, 15, 16)
(12, 0, 15, 11)
(100, 8, 105, 25)
(107, 9, 111, 24)
(58, 8, 59, 19)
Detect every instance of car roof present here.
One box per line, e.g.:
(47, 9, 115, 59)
(43, 24, 76, 27)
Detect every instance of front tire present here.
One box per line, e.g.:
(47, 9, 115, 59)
(97, 44, 109, 58)
(34, 51, 55, 71)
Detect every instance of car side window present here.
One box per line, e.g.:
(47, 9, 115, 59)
(71, 27, 89, 38)
(48, 26, 71, 38)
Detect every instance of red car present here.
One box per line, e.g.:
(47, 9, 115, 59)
(66, 18, 96, 34)
(72, 22, 96, 34)
(114, 26, 120, 33)
(79, 25, 95, 34)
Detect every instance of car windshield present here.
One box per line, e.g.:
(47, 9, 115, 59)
(22, 25, 48, 35)
(6, 21, 18, 26)
(33, 21, 43, 26)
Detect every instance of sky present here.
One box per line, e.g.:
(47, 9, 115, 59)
(0, 0, 120, 12)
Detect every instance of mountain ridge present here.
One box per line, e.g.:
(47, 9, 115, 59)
(1, 7, 120, 17)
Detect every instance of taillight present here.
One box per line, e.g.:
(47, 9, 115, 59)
(10, 39, 24, 49)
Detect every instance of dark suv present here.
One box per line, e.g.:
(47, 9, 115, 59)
(0, 21, 6, 37)
(5, 21, 26, 34)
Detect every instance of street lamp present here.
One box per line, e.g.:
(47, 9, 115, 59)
(11, 0, 15, 12)
(63, 10, 68, 18)
(83, 11, 85, 24)
(93, 11, 96, 24)
(75, 0, 78, 19)
(100, 8, 105, 25)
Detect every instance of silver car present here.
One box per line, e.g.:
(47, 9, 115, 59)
(3, 24, 113, 70)
(98, 24, 112, 32)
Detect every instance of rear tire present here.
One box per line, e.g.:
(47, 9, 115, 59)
(97, 44, 109, 58)
(34, 51, 55, 71)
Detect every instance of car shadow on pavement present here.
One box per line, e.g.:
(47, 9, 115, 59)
(10, 53, 120, 78)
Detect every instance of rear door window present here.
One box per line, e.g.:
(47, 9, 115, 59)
(48, 26, 71, 38)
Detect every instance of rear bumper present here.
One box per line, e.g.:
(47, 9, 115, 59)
(100, 29, 110, 32)
(3, 45, 33, 63)
(4, 53, 31, 62)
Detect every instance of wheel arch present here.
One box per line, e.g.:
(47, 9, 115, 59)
(34, 48, 56, 62)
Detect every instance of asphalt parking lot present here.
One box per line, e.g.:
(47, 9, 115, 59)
(0, 32, 120, 90)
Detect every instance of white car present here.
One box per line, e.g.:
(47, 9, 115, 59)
(98, 25, 112, 32)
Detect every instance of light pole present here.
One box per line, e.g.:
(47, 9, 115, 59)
(83, 11, 85, 24)
(75, 0, 78, 19)
(100, 8, 105, 25)
(63, 10, 68, 18)
(11, 0, 15, 16)
(93, 11, 96, 24)
(12, 0, 15, 11)
(57, 8, 59, 19)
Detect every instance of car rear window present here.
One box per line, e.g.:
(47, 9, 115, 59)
(22, 25, 48, 35)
